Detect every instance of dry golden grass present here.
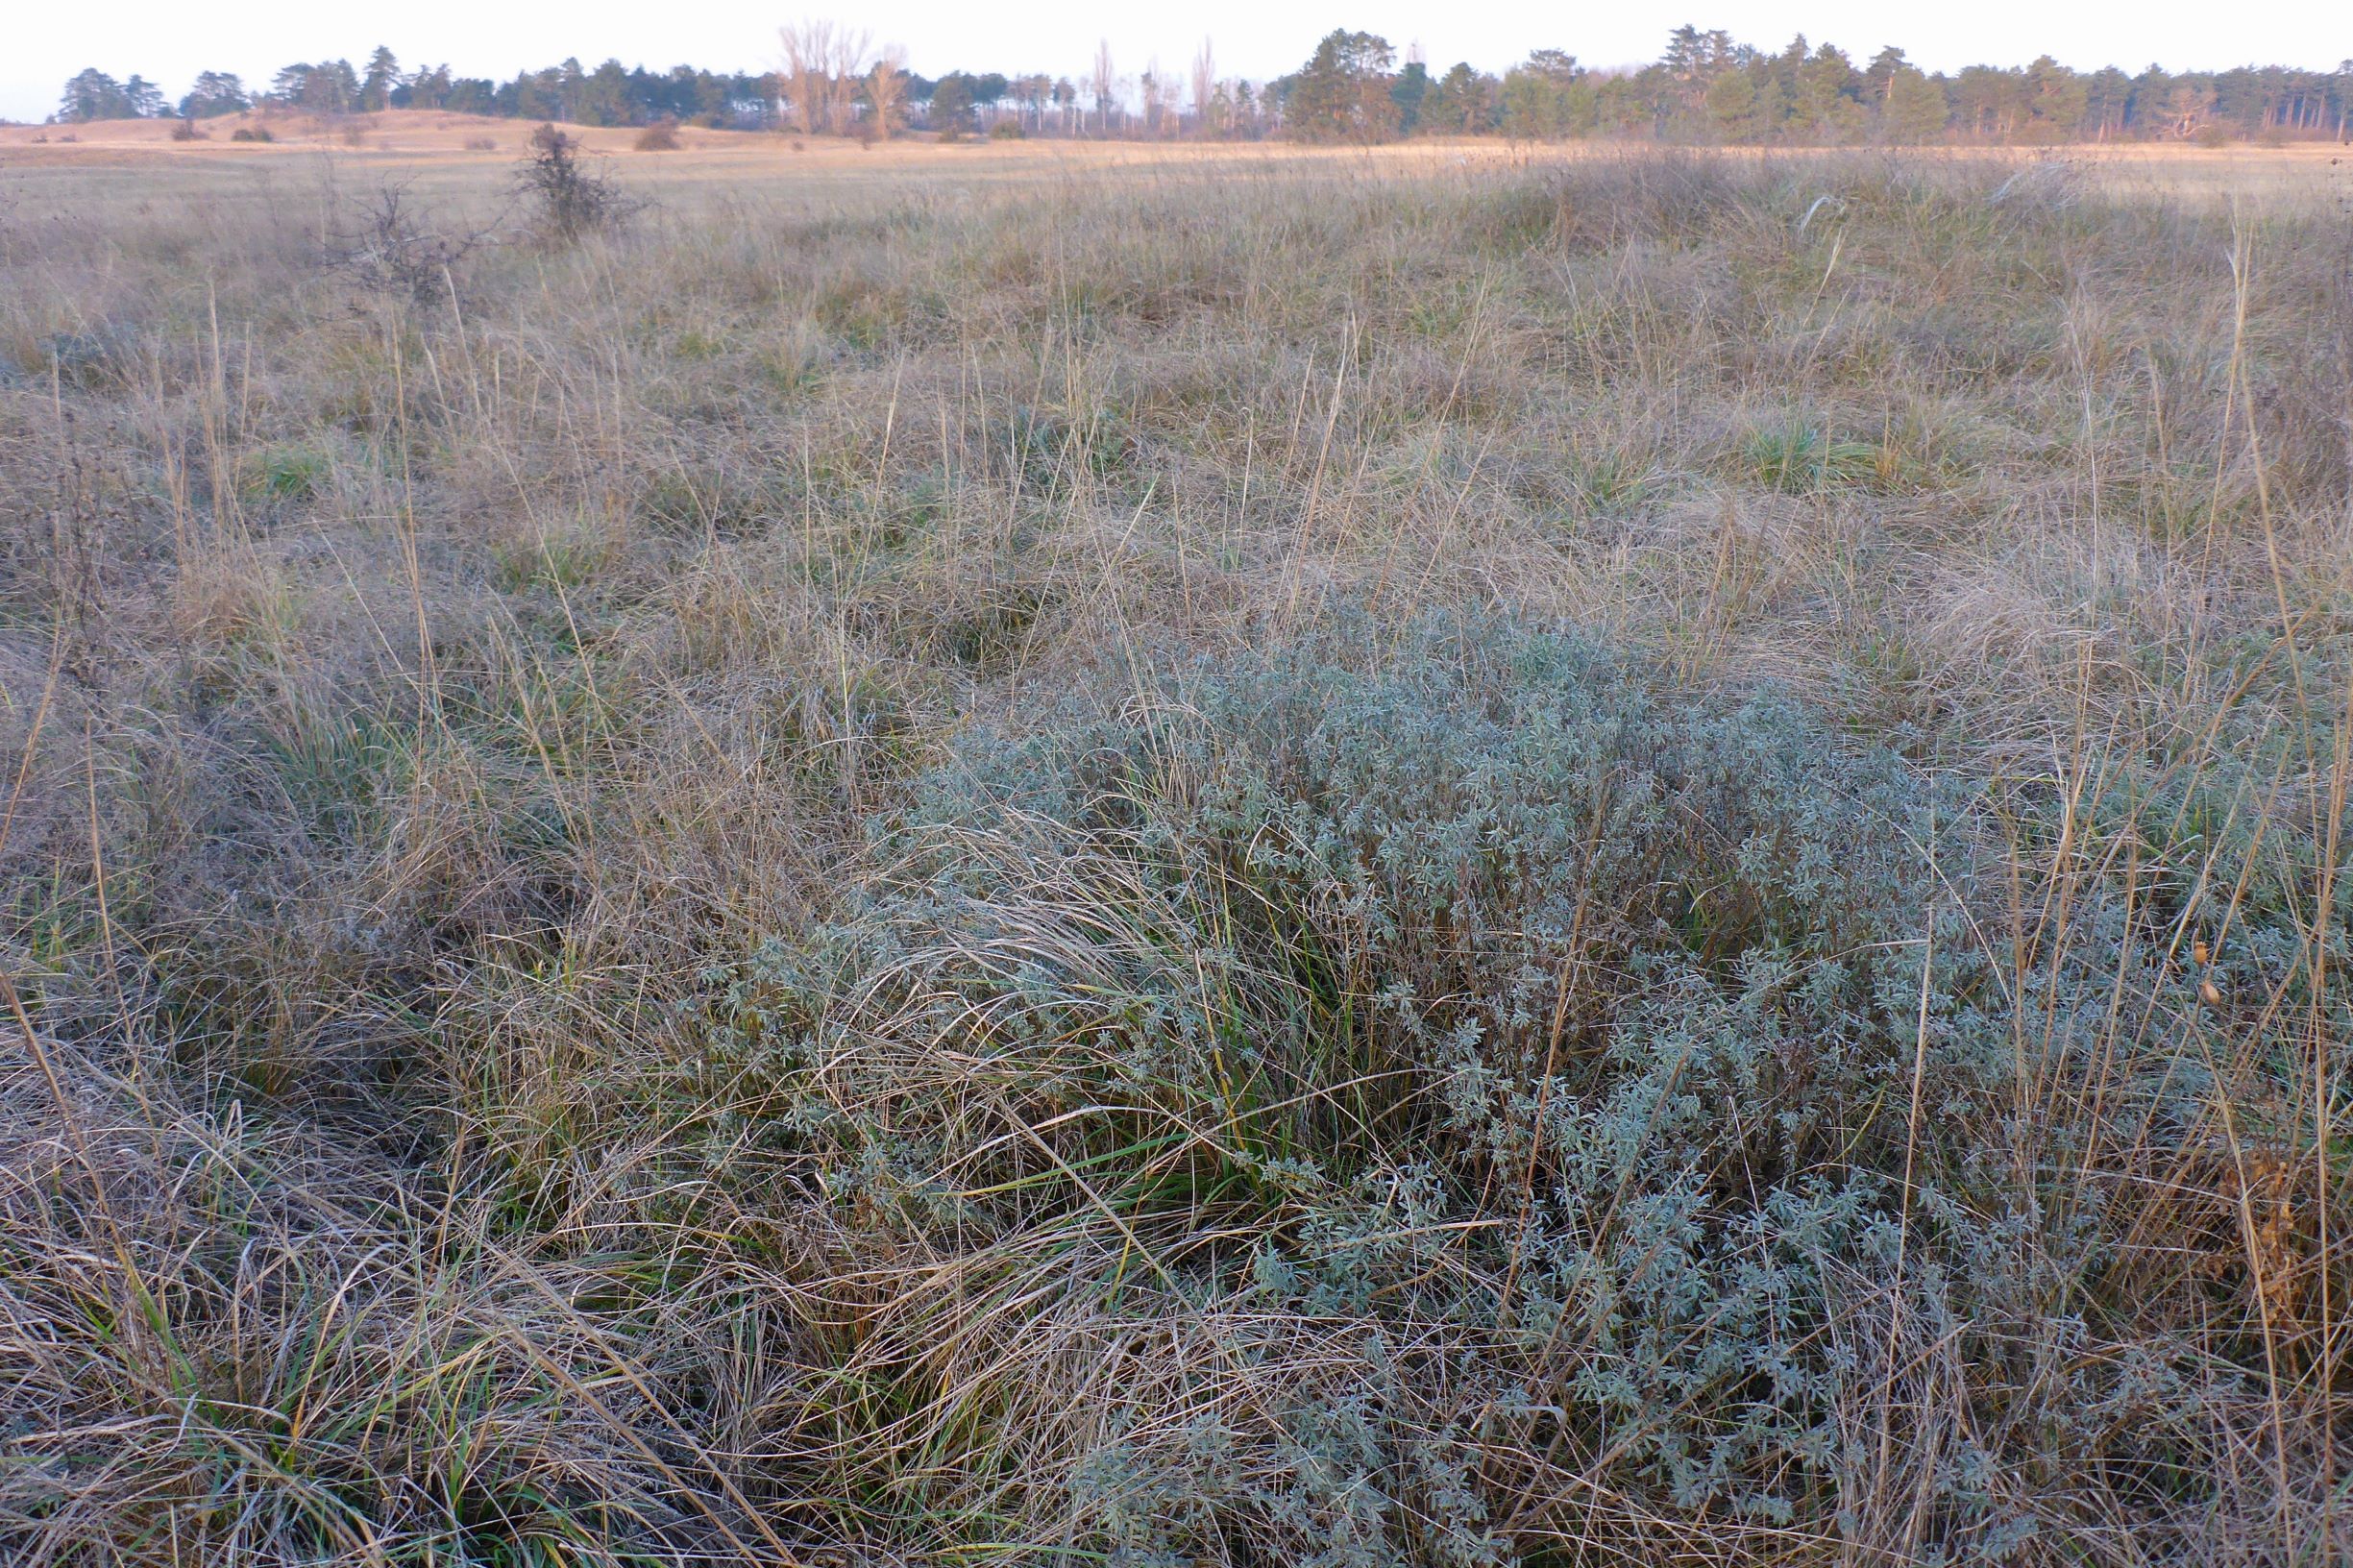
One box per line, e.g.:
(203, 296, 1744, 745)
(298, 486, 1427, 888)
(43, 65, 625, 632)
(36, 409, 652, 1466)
(0, 135, 2347, 1564)
(5, 108, 2341, 190)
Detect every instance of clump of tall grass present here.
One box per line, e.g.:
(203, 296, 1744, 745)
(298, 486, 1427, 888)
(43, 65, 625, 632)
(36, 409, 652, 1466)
(1741, 419, 1884, 491)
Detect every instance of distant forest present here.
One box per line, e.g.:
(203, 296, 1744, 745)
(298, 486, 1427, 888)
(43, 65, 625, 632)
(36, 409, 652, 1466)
(48, 24, 2353, 146)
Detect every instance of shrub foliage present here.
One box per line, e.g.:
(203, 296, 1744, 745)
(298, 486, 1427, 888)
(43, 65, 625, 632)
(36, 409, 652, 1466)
(708, 612, 2346, 1562)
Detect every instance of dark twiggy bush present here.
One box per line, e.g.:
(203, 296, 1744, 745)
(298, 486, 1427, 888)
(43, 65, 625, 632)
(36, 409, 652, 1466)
(323, 182, 492, 305)
(517, 122, 636, 243)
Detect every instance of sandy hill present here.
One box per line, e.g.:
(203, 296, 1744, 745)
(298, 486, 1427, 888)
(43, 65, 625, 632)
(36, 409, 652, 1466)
(0, 107, 753, 157)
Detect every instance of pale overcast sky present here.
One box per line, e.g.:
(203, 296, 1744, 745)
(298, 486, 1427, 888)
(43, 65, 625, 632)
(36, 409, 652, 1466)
(5, 1, 2345, 124)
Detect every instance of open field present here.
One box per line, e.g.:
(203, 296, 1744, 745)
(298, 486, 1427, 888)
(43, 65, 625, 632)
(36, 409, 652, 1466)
(1, 134, 2349, 1564)
(6, 107, 2349, 196)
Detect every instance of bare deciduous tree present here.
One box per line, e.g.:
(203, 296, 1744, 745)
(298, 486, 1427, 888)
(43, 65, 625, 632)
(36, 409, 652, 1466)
(1190, 39, 1216, 136)
(1141, 59, 1164, 139)
(1091, 40, 1115, 135)
(826, 27, 869, 137)
(1017, 73, 1053, 134)
(865, 47, 907, 141)
(777, 19, 832, 134)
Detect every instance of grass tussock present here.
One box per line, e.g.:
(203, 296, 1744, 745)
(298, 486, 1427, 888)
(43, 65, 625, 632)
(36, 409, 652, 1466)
(0, 147, 2348, 1564)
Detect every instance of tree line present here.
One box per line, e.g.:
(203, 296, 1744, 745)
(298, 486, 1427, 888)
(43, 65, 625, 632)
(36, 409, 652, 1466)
(1380, 28, 2351, 145)
(48, 25, 2353, 146)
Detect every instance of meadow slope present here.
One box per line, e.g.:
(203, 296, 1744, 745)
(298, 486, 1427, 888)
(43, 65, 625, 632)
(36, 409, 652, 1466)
(1, 139, 2348, 1564)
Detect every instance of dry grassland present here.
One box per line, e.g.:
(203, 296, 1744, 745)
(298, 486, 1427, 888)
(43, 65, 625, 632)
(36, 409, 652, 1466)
(1, 126, 2348, 1564)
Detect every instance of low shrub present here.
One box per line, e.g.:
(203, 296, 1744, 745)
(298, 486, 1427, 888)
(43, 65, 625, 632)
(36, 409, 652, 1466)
(517, 122, 637, 242)
(633, 116, 682, 152)
(323, 182, 490, 305)
(703, 610, 2342, 1560)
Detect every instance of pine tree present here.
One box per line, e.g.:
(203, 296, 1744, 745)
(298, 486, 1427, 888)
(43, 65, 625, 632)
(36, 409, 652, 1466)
(1501, 51, 1583, 140)
(361, 47, 401, 112)
(58, 68, 131, 122)
(179, 72, 251, 118)
(1864, 45, 1907, 105)
(1423, 62, 1495, 135)
(1284, 30, 1398, 144)
(1882, 66, 1949, 144)
(931, 75, 973, 137)
(1706, 70, 1767, 141)
(2023, 55, 2088, 141)
(1389, 61, 1429, 135)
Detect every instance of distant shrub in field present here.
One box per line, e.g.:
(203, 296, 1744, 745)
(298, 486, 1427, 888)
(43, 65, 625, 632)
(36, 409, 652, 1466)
(633, 116, 682, 152)
(170, 116, 206, 142)
(462, 134, 499, 152)
(517, 122, 636, 242)
(2193, 123, 2231, 148)
(989, 119, 1025, 139)
(229, 126, 272, 142)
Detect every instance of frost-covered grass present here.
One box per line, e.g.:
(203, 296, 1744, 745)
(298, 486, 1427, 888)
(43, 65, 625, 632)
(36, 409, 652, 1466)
(1, 146, 2346, 1564)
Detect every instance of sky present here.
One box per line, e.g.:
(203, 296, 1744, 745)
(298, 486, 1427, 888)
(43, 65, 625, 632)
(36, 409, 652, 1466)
(6, 1, 2346, 124)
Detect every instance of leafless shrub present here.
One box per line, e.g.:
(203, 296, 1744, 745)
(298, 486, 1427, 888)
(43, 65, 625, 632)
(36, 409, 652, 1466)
(323, 181, 495, 305)
(516, 122, 640, 243)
